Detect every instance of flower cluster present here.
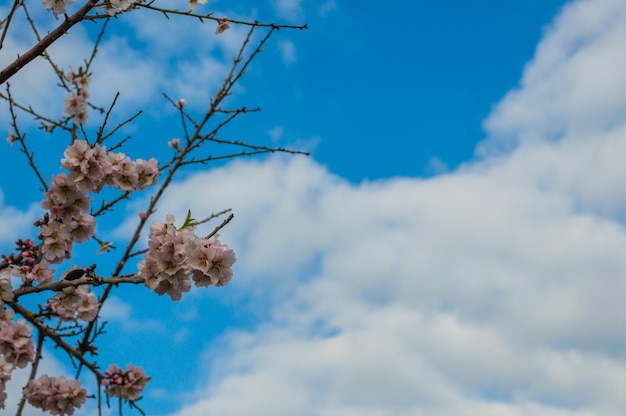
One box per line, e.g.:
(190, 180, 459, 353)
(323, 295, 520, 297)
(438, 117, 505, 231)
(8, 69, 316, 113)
(0, 310, 29, 409)
(40, 140, 159, 263)
(60, 140, 159, 193)
(102, 364, 151, 401)
(102, 0, 140, 16)
(138, 215, 236, 300)
(47, 284, 98, 322)
(40, 175, 93, 263)
(2, 238, 55, 285)
(0, 315, 34, 369)
(23, 375, 87, 415)
(215, 17, 230, 34)
(42, 0, 76, 18)
(63, 68, 89, 125)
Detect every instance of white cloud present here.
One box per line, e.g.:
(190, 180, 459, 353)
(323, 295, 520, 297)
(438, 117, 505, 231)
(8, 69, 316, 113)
(100, 295, 164, 333)
(151, 0, 626, 415)
(0, 190, 40, 246)
(272, 0, 303, 21)
(425, 156, 448, 175)
(480, 0, 626, 154)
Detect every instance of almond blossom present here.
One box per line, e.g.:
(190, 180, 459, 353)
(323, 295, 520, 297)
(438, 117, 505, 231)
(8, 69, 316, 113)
(102, 364, 151, 401)
(138, 215, 236, 300)
(0, 318, 34, 369)
(24, 375, 87, 415)
(42, 0, 76, 18)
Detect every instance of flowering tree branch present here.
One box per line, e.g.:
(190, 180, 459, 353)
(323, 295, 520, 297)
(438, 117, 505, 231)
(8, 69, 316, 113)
(0, 0, 308, 414)
(0, 0, 99, 85)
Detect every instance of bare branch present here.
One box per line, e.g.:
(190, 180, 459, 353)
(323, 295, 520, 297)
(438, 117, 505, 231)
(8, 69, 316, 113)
(0, 0, 20, 50)
(136, 4, 307, 30)
(0, 0, 99, 85)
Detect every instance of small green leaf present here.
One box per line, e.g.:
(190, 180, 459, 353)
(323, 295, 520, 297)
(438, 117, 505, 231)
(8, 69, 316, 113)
(181, 209, 197, 228)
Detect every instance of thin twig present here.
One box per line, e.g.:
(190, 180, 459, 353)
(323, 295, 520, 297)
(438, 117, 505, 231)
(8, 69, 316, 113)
(137, 4, 307, 30)
(0, 0, 21, 50)
(0, 0, 99, 84)
(6, 84, 49, 191)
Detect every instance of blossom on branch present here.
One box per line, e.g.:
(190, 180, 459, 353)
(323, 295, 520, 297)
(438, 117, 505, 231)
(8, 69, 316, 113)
(63, 92, 88, 126)
(23, 375, 87, 416)
(102, 363, 151, 401)
(42, 0, 76, 18)
(138, 214, 236, 300)
(215, 17, 230, 34)
(6, 130, 17, 147)
(47, 285, 98, 322)
(0, 317, 34, 369)
(39, 141, 159, 263)
(102, 0, 140, 16)
(188, 0, 207, 11)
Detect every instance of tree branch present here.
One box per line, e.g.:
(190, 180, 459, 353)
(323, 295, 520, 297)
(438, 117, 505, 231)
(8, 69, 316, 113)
(0, 0, 99, 85)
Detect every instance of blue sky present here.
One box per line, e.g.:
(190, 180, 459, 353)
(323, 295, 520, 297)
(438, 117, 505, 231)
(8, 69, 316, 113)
(3, 0, 626, 415)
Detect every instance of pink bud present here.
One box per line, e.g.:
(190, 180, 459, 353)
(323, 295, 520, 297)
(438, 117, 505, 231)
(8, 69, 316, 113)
(139, 211, 147, 220)
(168, 138, 180, 149)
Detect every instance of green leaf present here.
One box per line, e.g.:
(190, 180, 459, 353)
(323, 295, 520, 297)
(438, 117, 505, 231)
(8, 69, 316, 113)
(181, 209, 197, 228)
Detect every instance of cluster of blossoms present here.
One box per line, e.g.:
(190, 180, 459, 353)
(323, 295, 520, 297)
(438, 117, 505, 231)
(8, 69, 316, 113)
(101, 0, 140, 16)
(1, 238, 55, 285)
(60, 140, 159, 193)
(40, 175, 93, 264)
(23, 375, 87, 415)
(41, 140, 158, 263)
(138, 214, 236, 300)
(102, 364, 151, 401)
(0, 310, 35, 408)
(0, 313, 35, 369)
(47, 284, 98, 322)
(42, 0, 75, 18)
(63, 68, 90, 125)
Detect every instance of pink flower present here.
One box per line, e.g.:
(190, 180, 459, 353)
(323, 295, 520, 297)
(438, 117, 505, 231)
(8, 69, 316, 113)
(139, 215, 236, 300)
(6, 130, 17, 147)
(187, 0, 205, 11)
(42, 0, 76, 18)
(0, 319, 34, 368)
(134, 158, 159, 190)
(47, 285, 98, 322)
(39, 220, 73, 264)
(102, 364, 151, 401)
(63, 92, 88, 125)
(24, 375, 87, 415)
(29, 261, 55, 285)
(168, 138, 180, 149)
(103, 0, 138, 16)
(215, 17, 230, 34)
